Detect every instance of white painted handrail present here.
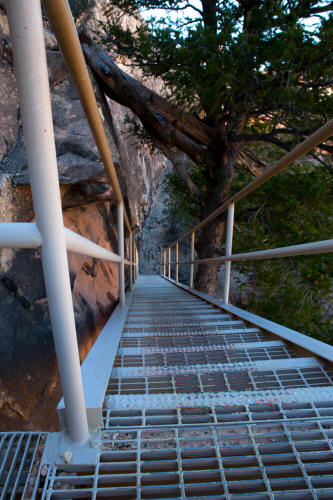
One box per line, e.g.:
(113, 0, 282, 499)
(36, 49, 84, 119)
(0, 222, 130, 264)
(65, 228, 126, 263)
(0, 222, 42, 248)
(168, 238, 333, 265)
(7, 0, 89, 444)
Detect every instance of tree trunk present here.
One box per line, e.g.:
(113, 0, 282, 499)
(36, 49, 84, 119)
(193, 141, 240, 295)
(194, 215, 226, 295)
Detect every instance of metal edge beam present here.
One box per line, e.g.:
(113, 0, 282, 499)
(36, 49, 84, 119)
(161, 275, 333, 364)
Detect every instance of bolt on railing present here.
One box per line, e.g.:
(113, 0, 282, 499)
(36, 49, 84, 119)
(161, 118, 333, 304)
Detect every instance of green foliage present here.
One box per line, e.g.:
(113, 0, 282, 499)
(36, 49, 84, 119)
(99, 1, 333, 130)
(165, 159, 333, 342)
(231, 163, 333, 343)
(164, 163, 204, 228)
(69, 0, 95, 21)
(97, 0, 333, 342)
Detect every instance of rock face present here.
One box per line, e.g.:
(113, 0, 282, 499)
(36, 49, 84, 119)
(139, 173, 192, 284)
(0, 3, 166, 430)
(139, 172, 254, 305)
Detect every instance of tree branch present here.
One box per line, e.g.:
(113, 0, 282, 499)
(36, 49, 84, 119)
(80, 29, 215, 152)
(237, 147, 265, 176)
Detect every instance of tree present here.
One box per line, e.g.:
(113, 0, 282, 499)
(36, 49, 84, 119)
(231, 161, 333, 342)
(79, 0, 333, 294)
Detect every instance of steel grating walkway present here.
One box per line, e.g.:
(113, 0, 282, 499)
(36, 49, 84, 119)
(41, 276, 333, 499)
(0, 432, 46, 500)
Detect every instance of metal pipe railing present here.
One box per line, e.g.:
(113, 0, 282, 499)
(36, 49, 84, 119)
(163, 250, 166, 276)
(168, 238, 333, 265)
(4, 0, 142, 444)
(0, 222, 42, 248)
(223, 203, 234, 303)
(168, 247, 171, 279)
(117, 203, 126, 307)
(42, 0, 132, 233)
(0, 222, 131, 264)
(173, 119, 333, 245)
(161, 118, 333, 303)
(189, 232, 195, 288)
(129, 232, 133, 289)
(6, 0, 89, 444)
(175, 242, 179, 283)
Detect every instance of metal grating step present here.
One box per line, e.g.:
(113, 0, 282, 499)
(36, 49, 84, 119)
(103, 401, 333, 428)
(120, 330, 272, 346)
(113, 344, 300, 368)
(122, 325, 260, 335)
(106, 365, 333, 397)
(41, 419, 333, 499)
(0, 432, 46, 500)
(40, 275, 333, 499)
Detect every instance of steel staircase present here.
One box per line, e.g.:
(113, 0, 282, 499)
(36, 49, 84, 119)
(1, 1, 333, 498)
(39, 275, 333, 499)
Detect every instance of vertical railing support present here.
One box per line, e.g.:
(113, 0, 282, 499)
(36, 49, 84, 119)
(6, 0, 89, 443)
(129, 232, 133, 290)
(223, 203, 235, 304)
(175, 242, 179, 283)
(163, 250, 166, 276)
(117, 203, 125, 307)
(190, 232, 195, 288)
(168, 247, 171, 279)
(132, 241, 135, 283)
(133, 240, 136, 283)
(160, 252, 162, 275)
(136, 247, 139, 279)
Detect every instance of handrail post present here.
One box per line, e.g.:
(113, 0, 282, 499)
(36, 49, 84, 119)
(132, 240, 135, 283)
(190, 232, 195, 288)
(136, 247, 139, 279)
(6, 0, 89, 443)
(117, 203, 125, 307)
(129, 232, 133, 290)
(163, 250, 166, 276)
(223, 203, 235, 303)
(168, 247, 171, 279)
(175, 242, 179, 283)
(132, 241, 135, 283)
